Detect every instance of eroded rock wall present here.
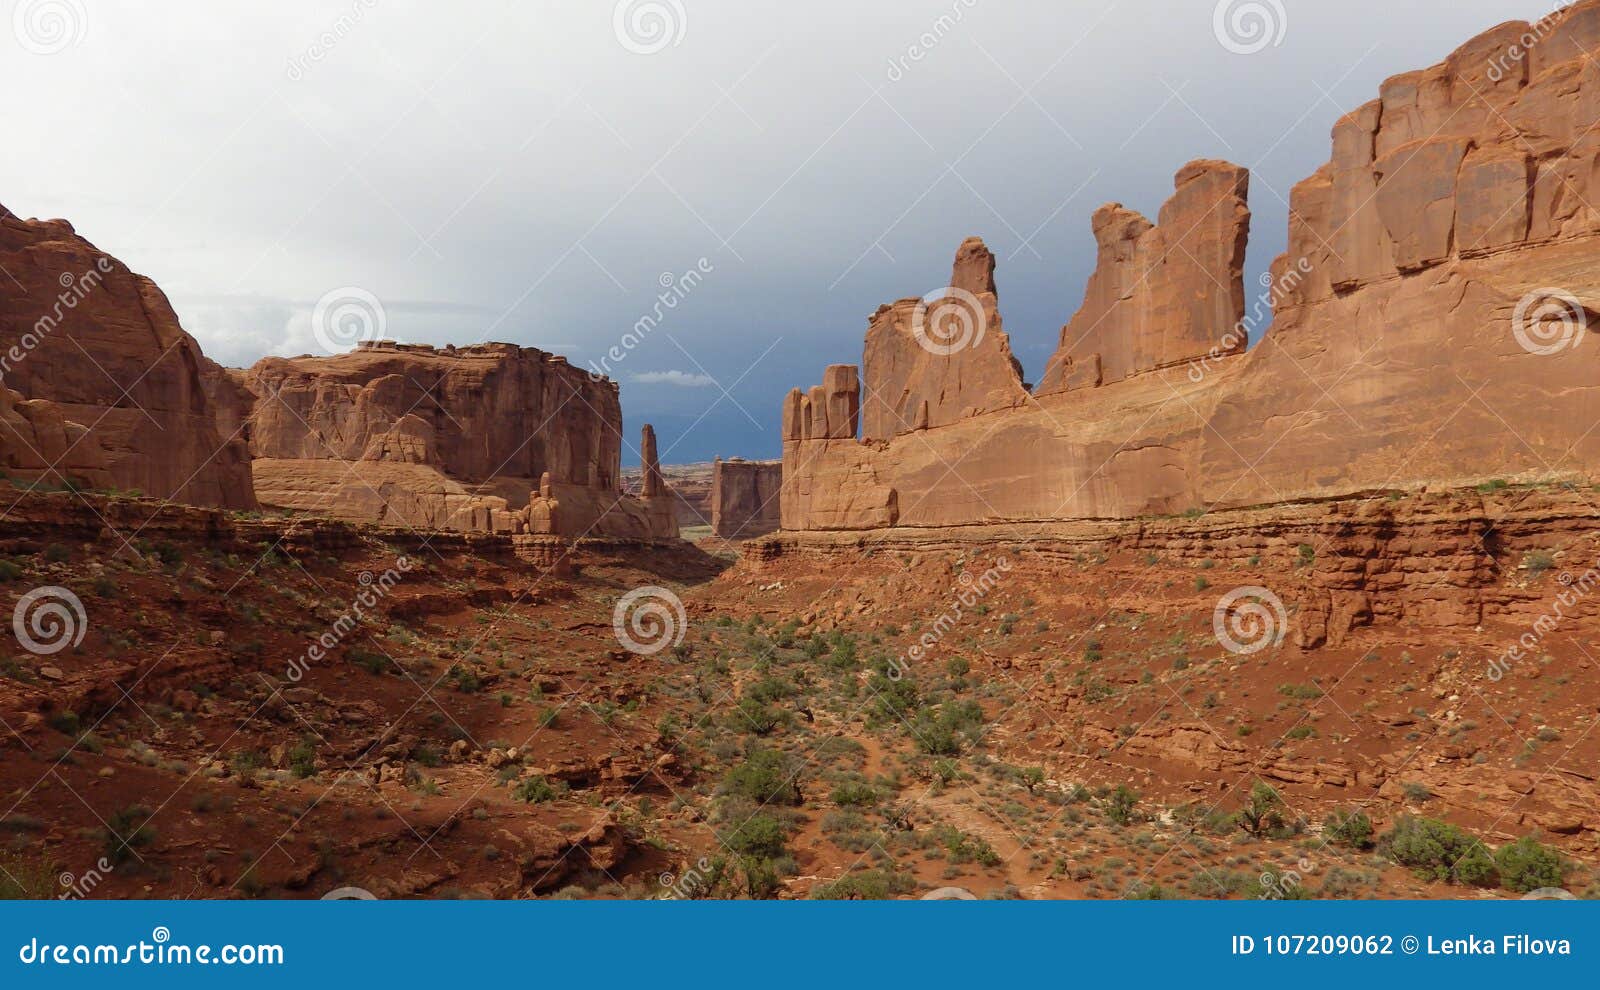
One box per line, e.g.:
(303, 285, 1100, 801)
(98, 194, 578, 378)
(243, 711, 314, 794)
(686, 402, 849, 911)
(242, 342, 676, 539)
(1037, 161, 1250, 394)
(860, 238, 1029, 441)
(0, 208, 255, 507)
(711, 458, 782, 539)
(782, 1, 1600, 533)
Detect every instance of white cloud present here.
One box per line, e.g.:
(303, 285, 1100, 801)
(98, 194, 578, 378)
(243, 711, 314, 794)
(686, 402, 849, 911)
(632, 370, 716, 388)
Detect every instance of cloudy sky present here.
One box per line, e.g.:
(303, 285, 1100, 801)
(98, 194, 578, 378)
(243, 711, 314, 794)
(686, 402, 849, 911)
(0, 0, 1549, 464)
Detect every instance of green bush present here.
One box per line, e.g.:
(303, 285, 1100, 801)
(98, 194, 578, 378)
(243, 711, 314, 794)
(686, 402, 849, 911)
(829, 781, 879, 807)
(1494, 835, 1565, 893)
(721, 748, 802, 806)
(102, 805, 156, 865)
(1106, 784, 1139, 826)
(1380, 816, 1497, 886)
(724, 815, 788, 860)
(810, 869, 916, 900)
(0, 851, 57, 898)
(513, 776, 560, 804)
(287, 739, 318, 779)
(1324, 809, 1374, 850)
(1238, 781, 1285, 837)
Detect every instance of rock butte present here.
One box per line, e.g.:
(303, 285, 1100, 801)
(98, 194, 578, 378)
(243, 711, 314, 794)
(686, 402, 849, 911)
(782, 1, 1600, 534)
(711, 458, 782, 539)
(239, 342, 677, 539)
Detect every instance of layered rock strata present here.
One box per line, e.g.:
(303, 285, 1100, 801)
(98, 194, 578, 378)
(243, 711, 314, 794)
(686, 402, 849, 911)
(241, 341, 676, 539)
(782, 2, 1600, 534)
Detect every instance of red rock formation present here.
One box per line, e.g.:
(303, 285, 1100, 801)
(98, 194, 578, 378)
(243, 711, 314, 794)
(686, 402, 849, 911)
(711, 458, 782, 539)
(242, 341, 676, 539)
(1037, 161, 1250, 393)
(860, 238, 1028, 440)
(622, 461, 714, 528)
(0, 384, 114, 489)
(781, 1, 1600, 533)
(0, 207, 255, 507)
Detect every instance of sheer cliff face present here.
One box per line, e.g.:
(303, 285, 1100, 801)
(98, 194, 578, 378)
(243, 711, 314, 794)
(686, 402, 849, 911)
(781, 1, 1600, 533)
(860, 237, 1029, 442)
(712, 459, 782, 539)
(1036, 161, 1250, 395)
(0, 210, 255, 508)
(238, 342, 682, 536)
(244, 342, 624, 492)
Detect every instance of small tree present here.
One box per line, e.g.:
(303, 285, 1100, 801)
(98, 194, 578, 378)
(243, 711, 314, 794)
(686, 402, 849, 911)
(1324, 809, 1374, 850)
(1238, 781, 1285, 837)
(1106, 784, 1139, 826)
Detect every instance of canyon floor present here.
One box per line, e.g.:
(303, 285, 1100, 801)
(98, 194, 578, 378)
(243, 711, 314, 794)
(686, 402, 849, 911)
(1, 478, 1597, 901)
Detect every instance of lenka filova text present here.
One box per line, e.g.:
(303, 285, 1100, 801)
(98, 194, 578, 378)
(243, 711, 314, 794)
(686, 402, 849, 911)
(1422, 934, 1571, 955)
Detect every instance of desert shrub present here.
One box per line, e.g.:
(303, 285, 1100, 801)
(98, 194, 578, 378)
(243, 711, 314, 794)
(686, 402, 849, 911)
(809, 869, 916, 900)
(724, 815, 788, 860)
(1379, 816, 1497, 886)
(102, 805, 156, 865)
(729, 697, 787, 736)
(933, 825, 1000, 867)
(513, 776, 561, 804)
(1237, 781, 1285, 837)
(287, 739, 318, 778)
(0, 851, 56, 898)
(1106, 784, 1139, 826)
(830, 780, 879, 808)
(721, 748, 802, 806)
(1324, 809, 1374, 850)
(1493, 835, 1565, 894)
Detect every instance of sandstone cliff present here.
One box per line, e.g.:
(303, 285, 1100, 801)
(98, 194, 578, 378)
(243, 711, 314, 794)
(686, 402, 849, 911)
(711, 458, 782, 539)
(1036, 161, 1250, 394)
(0, 208, 255, 507)
(240, 341, 676, 539)
(860, 238, 1029, 440)
(782, 1, 1600, 532)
